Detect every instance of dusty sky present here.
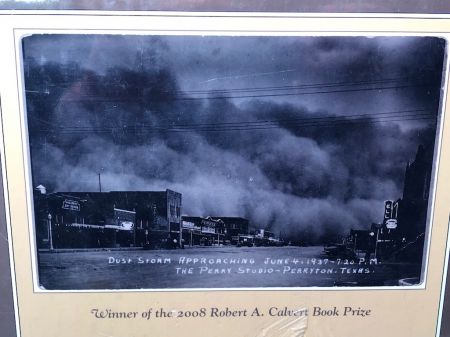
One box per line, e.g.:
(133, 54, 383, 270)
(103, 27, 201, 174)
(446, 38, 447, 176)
(22, 35, 445, 241)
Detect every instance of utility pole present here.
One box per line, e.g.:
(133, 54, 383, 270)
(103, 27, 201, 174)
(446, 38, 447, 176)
(98, 172, 102, 192)
(179, 219, 183, 248)
(48, 213, 53, 251)
(374, 228, 380, 260)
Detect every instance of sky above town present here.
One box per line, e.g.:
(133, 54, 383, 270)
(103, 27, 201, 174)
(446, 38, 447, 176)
(23, 34, 446, 241)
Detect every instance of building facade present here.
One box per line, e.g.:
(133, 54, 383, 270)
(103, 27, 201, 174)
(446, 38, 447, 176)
(33, 189, 182, 249)
(397, 144, 433, 242)
(210, 217, 249, 243)
(181, 216, 225, 246)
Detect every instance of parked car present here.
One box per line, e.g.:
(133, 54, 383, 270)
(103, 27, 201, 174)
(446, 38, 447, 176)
(323, 243, 356, 260)
(236, 235, 254, 247)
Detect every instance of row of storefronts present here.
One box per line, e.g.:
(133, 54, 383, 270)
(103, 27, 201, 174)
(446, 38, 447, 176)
(33, 188, 250, 250)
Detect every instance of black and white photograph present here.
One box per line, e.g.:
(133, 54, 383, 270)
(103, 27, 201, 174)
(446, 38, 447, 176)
(22, 34, 446, 290)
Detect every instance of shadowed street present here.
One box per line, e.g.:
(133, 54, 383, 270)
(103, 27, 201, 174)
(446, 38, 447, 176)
(38, 246, 422, 290)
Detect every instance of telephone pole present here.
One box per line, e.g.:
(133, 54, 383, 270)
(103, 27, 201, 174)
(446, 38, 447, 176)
(98, 172, 102, 192)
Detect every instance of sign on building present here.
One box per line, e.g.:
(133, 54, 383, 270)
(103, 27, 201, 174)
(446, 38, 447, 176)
(62, 199, 80, 211)
(384, 200, 393, 220)
(385, 218, 398, 229)
(383, 200, 398, 229)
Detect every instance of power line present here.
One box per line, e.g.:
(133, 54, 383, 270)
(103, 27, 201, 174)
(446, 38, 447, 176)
(141, 109, 432, 129)
(28, 73, 441, 94)
(41, 117, 435, 135)
(40, 111, 436, 135)
(48, 83, 431, 103)
(139, 116, 435, 133)
(27, 76, 437, 103)
(169, 84, 430, 101)
(37, 108, 431, 132)
(167, 78, 413, 95)
(157, 115, 434, 132)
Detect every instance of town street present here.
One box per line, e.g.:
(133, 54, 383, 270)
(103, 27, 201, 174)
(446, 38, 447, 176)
(38, 246, 421, 290)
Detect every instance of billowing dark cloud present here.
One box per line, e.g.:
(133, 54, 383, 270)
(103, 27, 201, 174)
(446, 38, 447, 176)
(23, 35, 445, 242)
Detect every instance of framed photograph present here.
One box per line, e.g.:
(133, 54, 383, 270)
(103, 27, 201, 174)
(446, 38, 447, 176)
(1, 11, 450, 337)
